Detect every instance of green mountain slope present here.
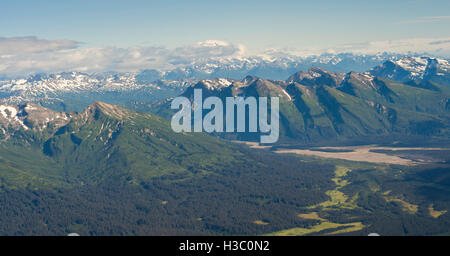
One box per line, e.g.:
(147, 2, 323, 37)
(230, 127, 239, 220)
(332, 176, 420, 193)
(0, 102, 246, 188)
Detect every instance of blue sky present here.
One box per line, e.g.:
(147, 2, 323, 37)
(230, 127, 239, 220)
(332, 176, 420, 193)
(1, 0, 450, 76)
(2, 0, 450, 49)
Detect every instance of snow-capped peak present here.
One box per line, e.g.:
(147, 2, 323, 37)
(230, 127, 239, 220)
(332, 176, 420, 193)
(393, 57, 429, 77)
(370, 56, 450, 82)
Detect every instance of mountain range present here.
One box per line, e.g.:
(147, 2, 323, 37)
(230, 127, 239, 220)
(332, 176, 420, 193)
(1, 55, 449, 145)
(134, 52, 404, 81)
(1, 54, 448, 113)
(150, 56, 450, 144)
(0, 72, 190, 112)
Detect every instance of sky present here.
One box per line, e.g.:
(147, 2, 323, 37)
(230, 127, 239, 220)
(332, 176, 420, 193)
(1, 0, 450, 76)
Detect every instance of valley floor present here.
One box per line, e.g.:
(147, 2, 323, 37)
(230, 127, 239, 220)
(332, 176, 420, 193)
(238, 142, 449, 165)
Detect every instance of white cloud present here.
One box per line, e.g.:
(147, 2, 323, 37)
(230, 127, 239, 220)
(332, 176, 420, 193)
(255, 38, 450, 60)
(169, 40, 246, 64)
(0, 36, 449, 77)
(0, 36, 80, 55)
(0, 37, 246, 77)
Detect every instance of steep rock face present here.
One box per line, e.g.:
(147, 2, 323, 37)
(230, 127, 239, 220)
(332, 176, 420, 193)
(339, 72, 375, 95)
(240, 79, 291, 100)
(20, 103, 71, 130)
(80, 101, 137, 121)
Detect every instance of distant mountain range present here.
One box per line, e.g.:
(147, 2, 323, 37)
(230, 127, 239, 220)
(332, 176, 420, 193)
(0, 72, 191, 112)
(1, 54, 447, 112)
(135, 52, 403, 81)
(0, 54, 449, 144)
(2, 52, 403, 81)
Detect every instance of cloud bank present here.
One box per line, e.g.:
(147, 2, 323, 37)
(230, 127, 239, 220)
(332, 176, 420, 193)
(0, 36, 80, 55)
(0, 37, 246, 77)
(328, 38, 450, 56)
(0, 36, 449, 77)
